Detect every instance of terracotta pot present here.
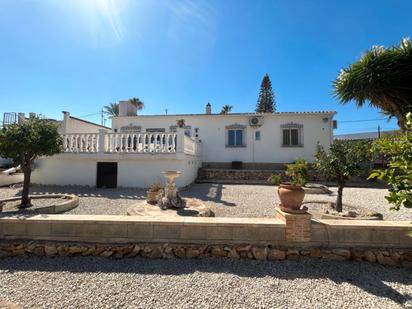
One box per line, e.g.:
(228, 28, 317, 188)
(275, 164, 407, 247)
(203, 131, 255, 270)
(146, 191, 159, 205)
(277, 183, 305, 211)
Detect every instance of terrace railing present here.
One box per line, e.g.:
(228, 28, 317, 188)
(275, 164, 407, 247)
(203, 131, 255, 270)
(60, 130, 201, 156)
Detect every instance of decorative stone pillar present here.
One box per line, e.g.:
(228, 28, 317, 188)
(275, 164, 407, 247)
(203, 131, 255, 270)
(98, 129, 106, 154)
(276, 208, 312, 242)
(176, 127, 185, 153)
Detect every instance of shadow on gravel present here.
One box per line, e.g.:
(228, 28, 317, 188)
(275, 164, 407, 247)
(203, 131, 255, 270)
(0, 257, 410, 305)
(181, 183, 236, 207)
(12, 185, 147, 200)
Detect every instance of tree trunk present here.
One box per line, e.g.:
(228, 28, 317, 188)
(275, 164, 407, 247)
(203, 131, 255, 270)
(20, 167, 32, 208)
(336, 183, 344, 213)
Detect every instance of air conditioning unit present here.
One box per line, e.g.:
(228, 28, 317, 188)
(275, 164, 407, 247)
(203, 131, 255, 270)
(249, 116, 264, 127)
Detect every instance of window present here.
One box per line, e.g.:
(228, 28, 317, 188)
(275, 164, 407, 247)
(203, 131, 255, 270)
(228, 129, 243, 146)
(255, 131, 261, 141)
(226, 124, 246, 147)
(281, 123, 303, 147)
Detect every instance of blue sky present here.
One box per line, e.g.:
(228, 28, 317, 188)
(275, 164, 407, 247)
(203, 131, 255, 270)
(0, 0, 410, 134)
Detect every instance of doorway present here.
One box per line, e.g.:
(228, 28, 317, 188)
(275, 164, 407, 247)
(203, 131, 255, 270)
(96, 162, 118, 188)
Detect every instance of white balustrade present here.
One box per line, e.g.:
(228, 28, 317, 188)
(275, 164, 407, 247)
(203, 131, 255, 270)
(61, 133, 99, 153)
(61, 131, 202, 155)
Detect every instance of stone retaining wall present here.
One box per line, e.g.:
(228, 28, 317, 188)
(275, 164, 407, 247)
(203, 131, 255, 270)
(0, 213, 411, 267)
(0, 241, 411, 267)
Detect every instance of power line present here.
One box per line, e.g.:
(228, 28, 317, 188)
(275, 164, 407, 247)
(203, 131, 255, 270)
(338, 117, 388, 123)
(78, 112, 101, 118)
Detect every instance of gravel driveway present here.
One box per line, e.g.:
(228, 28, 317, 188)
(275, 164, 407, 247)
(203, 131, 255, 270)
(0, 256, 411, 309)
(0, 184, 411, 220)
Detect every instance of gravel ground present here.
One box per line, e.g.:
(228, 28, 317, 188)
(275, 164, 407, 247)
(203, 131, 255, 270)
(0, 184, 410, 220)
(0, 256, 411, 309)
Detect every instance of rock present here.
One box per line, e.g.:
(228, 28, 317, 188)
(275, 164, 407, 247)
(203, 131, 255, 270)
(310, 249, 322, 258)
(185, 248, 200, 258)
(33, 247, 45, 256)
(332, 249, 351, 259)
(173, 247, 186, 258)
(267, 249, 286, 260)
(100, 250, 113, 257)
(351, 249, 364, 261)
(198, 208, 215, 217)
(149, 247, 163, 259)
(403, 251, 412, 262)
(44, 245, 58, 256)
(68, 246, 85, 255)
(162, 246, 174, 259)
(210, 246, 227, 257)
(227, 248, 240, 259)
(252, 247, 267, 260)
(376, 252, 385, 264)
(345, 210, 358, 217)
(364, 250, 376, 263)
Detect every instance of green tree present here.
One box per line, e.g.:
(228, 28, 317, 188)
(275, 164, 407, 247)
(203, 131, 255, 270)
(333, 38, 412, 131)
(368, 113, 412, 210)
(256, 74, 276, 113)
(220, 105, 233, 114)
(103, 103, 119, 117)
(129, 97, 145, 111)
(0, 116, 62, 208)
(314, 140, 372, 212)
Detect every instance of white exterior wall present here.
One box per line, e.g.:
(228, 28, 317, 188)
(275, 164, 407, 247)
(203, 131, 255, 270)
(112, 113, 334, 164)
(32, 154, 201, 188)
(59, 112, 111, 134)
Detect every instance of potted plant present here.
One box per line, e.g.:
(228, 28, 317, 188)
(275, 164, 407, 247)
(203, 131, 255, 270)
(176, 119, 185, 128)
(147, 181, 162, 205)
(270, 159, 309, 213)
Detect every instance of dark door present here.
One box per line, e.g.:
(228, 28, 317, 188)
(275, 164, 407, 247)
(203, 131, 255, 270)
(96, 162, 118, 188)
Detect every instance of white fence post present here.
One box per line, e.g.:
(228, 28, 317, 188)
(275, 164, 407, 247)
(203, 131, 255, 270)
(176, 128, 185, 153)
(98, 129, 106, 154)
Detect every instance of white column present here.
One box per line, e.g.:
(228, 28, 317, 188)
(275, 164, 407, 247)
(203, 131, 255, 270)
(98, 129, 106, 154)
(176, 128, 185, 153)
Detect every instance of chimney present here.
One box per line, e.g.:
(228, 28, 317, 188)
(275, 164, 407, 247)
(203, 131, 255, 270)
(119, 100, 137, 117)
(205, 102, 212, 115)
(17, 113, 25, 124)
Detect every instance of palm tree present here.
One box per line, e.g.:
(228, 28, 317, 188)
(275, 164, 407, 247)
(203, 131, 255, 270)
(220, 105, 233, 115)
(129, 97, 145, 112)
(103, 103, 119, 117)
(333, 38, 412, 131)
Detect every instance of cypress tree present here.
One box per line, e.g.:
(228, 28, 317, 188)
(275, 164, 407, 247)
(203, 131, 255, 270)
(255, 74, 276, 113)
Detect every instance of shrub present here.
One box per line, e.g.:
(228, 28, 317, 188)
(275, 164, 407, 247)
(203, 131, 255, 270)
(368, 113, 412, 211)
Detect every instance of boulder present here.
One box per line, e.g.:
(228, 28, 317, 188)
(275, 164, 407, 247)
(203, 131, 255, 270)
(267, 249, 286, 260)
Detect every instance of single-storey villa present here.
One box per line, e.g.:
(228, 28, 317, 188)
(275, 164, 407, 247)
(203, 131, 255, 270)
(29, 102, 335, 188)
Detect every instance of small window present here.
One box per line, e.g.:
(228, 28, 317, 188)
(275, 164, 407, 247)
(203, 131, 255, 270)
(227, 129, 244, 147)
(282, 128, 302, 147)
(255, 131, 261, 141)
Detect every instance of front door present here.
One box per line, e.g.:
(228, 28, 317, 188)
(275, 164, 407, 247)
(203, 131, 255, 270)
(96, 162, 118, 188)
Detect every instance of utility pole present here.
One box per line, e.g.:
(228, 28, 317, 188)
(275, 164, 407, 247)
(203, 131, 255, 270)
(378, 125, 381, 139)
(165, 109, 168, 115)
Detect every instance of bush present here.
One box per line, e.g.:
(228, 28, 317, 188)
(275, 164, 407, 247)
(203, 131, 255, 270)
(368, 113, 412, 210)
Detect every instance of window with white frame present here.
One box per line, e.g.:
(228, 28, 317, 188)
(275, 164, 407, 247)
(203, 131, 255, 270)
(226, 124, 246, 147)
(281, 123, 303, 147)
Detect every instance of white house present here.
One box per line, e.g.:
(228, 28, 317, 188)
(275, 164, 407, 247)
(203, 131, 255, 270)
(31, 102, 335, 188)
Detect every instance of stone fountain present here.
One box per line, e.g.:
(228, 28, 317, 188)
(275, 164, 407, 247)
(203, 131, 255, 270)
(157, 171, 186, 210)
(127, 170, 215, 217)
